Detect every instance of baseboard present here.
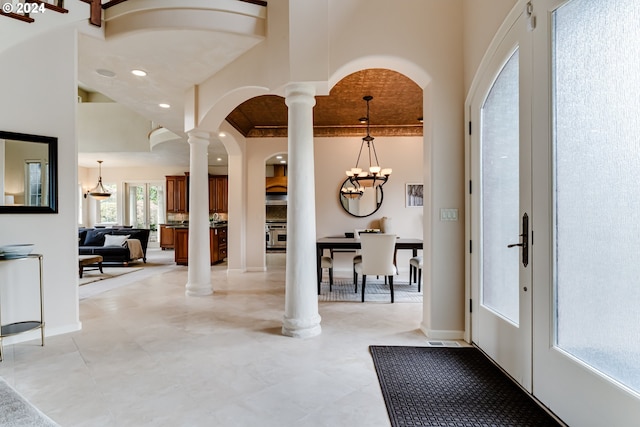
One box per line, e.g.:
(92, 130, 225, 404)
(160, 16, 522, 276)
(246, 267, 267, 272)
(419, 325, 466, 341)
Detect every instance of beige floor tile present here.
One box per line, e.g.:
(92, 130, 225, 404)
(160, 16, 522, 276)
(1, 249, 432, 426)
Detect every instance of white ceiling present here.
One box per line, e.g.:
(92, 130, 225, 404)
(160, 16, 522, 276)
(77, 5, 264, 168)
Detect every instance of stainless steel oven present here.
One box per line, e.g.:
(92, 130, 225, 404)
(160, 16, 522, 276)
(266, 222, 287, 249)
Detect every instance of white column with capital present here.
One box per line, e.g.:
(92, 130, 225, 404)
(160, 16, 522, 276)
(185, 130, 212, 296)
(282, 83, 322, 338)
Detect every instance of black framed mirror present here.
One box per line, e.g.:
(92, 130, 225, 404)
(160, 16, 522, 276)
(339, 178, 383, 218)
(0, 130, 58, 214)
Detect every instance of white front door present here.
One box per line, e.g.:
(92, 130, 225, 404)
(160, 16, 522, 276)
(531, 0, 640, 424)
(469, 9, 533, 391)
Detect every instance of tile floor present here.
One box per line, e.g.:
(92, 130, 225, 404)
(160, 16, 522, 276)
(0, 249, 434, 427)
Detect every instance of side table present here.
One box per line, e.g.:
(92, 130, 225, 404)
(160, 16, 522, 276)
(0, 254, 45, 361)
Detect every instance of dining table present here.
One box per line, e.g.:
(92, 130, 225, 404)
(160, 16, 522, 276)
(316, 236, 423, 293)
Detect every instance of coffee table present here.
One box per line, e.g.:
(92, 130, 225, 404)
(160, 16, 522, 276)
(78, 254, 103, 278)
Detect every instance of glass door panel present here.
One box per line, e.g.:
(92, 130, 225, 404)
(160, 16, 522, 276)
(553, 0, 640, 394)
(481, 50, 520, 325)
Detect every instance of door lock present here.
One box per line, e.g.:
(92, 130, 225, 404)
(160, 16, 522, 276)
(507, 213, 528, 267)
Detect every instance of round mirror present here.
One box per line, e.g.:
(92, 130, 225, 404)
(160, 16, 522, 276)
(339, 178, 383, 218)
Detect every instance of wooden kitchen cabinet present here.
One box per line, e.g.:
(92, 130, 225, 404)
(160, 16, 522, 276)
(166, 175, 188, 213)
(159, 224, 175, 250)
(174, 227, 227, 265)
(174, 228, 189, 264)
(208, 175, 228, 213)
(213, 227, 227, 262)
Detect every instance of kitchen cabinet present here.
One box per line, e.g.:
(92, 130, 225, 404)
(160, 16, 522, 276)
(212, 227, 227, 262)
(174, 228, 189, 265)
(208, 175, 228, 213)
(166, 175, 188, 213)
(174, 226, 227, 265)
(159, 224, 175, 250)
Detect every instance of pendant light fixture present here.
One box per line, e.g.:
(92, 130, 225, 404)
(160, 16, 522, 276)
(84, 160, 111, 200)
(344, 96, 392, 193)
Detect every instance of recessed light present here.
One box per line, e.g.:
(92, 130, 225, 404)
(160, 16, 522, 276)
(218, 132, 226, 137)
(159, 103, 170, 109)
(217, 158, 223, 162)
(95, 68, 116, 78)
(131, 69, 147, 77)
(276, 155, 283, 159)
(280, 160, 287, 164)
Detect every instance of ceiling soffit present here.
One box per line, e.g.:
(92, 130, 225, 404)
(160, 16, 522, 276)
(225, 69, 424, 138)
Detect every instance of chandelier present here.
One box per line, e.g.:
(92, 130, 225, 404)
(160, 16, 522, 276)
(84, 160, 111, 201)
(344, 96, 392, 196)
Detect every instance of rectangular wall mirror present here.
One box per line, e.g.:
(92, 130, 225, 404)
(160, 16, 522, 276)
(0, 130, 58, 214)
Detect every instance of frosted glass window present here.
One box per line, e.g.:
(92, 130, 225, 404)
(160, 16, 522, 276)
(553, 0, 640, 392)
(481, 50, 519, 324)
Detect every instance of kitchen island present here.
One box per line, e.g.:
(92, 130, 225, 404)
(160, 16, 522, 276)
(172, 224, 227, 265)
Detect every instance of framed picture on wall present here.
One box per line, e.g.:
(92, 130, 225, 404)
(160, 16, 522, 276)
(406, 183, 423, 207)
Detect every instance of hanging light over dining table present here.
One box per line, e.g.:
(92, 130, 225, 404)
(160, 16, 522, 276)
(344, 96, 392, 195)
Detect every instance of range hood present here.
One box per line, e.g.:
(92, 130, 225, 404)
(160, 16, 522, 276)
(265, 194, 287, 205)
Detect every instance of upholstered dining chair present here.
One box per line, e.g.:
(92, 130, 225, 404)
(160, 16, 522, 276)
(354, 233, 398, 303)
(409, 255, 423, 292)
(321, 256, 334, 291)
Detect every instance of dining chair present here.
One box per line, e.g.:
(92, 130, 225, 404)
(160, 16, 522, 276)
(321, 255, 334, 291)
(354, 233, 398, 303)
(409, 255, 423, 292)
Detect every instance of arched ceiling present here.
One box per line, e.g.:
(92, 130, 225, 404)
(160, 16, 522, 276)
(225, 69, 423, 138)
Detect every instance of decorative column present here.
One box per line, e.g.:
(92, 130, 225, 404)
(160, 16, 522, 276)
(185, 130, 212, 296)
(282, 83, 322, 338)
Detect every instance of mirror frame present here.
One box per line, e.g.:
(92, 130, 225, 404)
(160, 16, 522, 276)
(0, 130, 58, 214)
(339, 177, 384, 218)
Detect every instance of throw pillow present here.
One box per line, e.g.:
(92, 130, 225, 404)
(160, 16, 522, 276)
(83, 229, 109, 246)
(103, 234, 130, 247)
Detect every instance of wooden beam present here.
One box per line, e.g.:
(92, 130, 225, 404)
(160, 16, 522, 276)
(82, 0, 101, 27)
(0, 11, 35, 23)
(102, 0, 128, 9)
(239, 0, 267, 6)
(25, 0, 69, 14)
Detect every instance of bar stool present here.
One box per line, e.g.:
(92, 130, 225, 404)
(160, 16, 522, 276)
(409, 255, 423, 292)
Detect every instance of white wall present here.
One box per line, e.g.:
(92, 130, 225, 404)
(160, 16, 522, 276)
(78, 103, 152, 153)
(462, 0, 518, 94)
(0, 28, 81, 343)
(314, 136, 423, 273)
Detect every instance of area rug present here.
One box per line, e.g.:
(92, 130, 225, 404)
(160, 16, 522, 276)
(79, 267, 143, 286)
(318, 279, 422, 303)
(0, 378, 59, 427)
(369, 346, 562, 427)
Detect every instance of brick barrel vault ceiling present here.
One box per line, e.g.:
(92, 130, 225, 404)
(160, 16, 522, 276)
(225, 69, 424, 138)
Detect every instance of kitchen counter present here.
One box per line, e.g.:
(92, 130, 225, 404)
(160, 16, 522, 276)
(165, 223, 227, 229)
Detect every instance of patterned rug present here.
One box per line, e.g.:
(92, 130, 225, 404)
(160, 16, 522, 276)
(0, 377, 59, 426)
(369, 346, 562, 427)
(318, 279, 422, 303)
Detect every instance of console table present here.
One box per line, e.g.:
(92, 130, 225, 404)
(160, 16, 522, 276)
(0, 254, 45, 361)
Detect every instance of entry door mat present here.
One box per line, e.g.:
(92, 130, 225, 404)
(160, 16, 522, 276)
(318, 280, 422, 303)
(369, 346, 562, 427)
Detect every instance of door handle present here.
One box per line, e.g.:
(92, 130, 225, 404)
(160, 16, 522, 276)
(507, 212, 528, 267)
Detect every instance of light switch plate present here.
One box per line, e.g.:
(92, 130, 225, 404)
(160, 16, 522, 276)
(440, 208, 458, 221)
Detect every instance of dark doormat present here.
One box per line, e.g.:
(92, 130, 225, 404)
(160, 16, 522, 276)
(369, 346, 562, 427)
